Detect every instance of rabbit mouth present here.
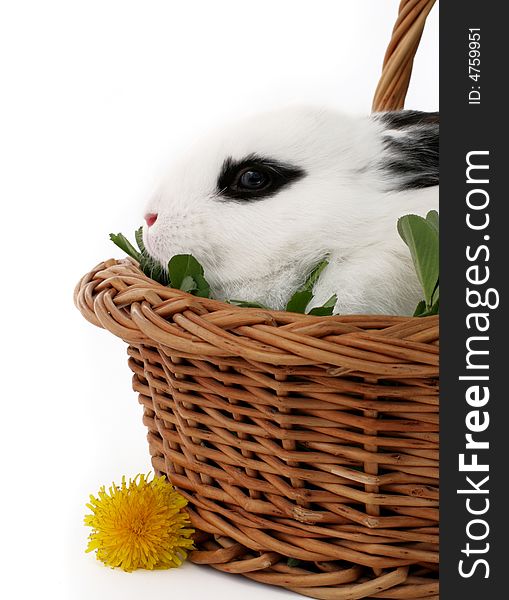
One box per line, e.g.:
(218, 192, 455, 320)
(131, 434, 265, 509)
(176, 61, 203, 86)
(143, 229, 303, 310)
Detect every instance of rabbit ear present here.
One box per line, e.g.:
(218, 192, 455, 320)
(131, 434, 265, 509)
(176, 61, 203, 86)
(377, 110, 439, 129)
(375, 110, 439, 191)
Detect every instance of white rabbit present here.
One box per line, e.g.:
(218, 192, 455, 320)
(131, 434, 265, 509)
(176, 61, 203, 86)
(143, 106, 438, 315)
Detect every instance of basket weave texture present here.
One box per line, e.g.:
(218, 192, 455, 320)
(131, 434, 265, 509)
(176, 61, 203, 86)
(75, 2, 438, 598)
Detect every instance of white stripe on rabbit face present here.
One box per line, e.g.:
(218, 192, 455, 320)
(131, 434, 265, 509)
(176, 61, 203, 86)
(143, 106, 439, 314)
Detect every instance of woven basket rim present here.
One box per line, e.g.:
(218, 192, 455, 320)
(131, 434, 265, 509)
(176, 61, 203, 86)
(85, 256, 436, 320)
(75, 258, 439, 376)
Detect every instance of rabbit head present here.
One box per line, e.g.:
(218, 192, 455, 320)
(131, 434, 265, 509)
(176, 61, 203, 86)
(143, 106, 438, 312)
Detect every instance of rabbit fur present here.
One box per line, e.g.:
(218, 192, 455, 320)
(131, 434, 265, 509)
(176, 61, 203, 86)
(143, 106, 438, 315)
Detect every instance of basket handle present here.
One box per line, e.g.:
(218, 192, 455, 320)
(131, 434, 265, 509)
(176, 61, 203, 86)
(372, 0, 436, 112)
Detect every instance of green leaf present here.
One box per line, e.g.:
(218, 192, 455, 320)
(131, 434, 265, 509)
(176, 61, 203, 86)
(110, 229, 170, 285)
(414, 298, 439, 318)
(413, 300, 427, 317)
(168, 254, 203, 288)
(431, 282, 439, 305)
(139, 253, 166, 285)
(286, 290, 314, 313)
(285, 259, 330, 313)
(287, 558, 301, 568)
(180, 275, 198, 293)
(429, 299, 439, 315)
(322, 294, 337, 309)
(307, 306, 334, 316)
(140, 256, 168, 285)
(397, 214, 439, 307)
(302, 260, 329, 292)
(134, 227, 146, 254)
(109, 233, 141, 261)
(426, 210, 439, 234)
(228, 299, 269, 309)
(193, 273, 211, 298)
(167, 254, 212, 296)
(308, 294, 337, 316)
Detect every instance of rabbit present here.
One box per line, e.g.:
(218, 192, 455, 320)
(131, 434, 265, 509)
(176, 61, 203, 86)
(142, 106, 438, 315)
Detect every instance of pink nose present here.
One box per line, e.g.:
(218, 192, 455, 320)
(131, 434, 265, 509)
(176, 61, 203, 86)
(145, 213, 158, 227)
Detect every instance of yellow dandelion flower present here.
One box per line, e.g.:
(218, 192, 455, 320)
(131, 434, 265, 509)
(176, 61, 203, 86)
(84, 473, 194, 572)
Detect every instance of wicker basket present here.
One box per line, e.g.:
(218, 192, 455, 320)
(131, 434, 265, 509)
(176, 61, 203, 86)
(75, 2, 438, 598)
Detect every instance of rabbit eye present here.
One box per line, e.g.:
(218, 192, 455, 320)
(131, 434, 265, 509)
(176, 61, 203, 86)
(217, 154, 305, 201)
(238, 168, 270, 190)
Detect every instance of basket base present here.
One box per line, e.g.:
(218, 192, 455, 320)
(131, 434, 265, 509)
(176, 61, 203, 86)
(149, 457, 439, 599)
(187, 528, 438, 600)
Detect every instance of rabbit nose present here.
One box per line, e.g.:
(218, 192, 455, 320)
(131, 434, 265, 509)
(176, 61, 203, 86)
(145, 213, 158, 227)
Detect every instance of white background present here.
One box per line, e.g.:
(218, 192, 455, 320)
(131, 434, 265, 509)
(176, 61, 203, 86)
(0, 1, 438, 598)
